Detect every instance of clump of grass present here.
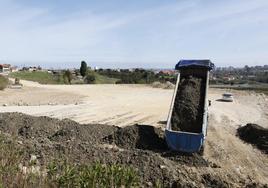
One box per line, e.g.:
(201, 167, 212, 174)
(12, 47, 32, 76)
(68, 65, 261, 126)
(0, 134, 140, 187)
(0, 75, 8, 90)
(47, 160, 140, 187)
(0, 134, 28, 187)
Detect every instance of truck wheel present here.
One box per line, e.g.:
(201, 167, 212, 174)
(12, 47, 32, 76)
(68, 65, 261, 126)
(198, 145, 205, 156)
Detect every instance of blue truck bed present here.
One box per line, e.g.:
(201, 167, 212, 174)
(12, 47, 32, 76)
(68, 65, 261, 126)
(165, 60, 213, 153)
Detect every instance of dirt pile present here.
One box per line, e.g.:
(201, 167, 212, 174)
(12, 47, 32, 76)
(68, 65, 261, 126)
(237, 123, 268, 154)
(151, 81, 175, 89)
(171, 76, 205, 133)
(104, 125, 167, 151)
(0, 112, 266, 187)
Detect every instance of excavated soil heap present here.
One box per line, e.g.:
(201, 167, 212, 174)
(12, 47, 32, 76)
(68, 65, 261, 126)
(104, 124, 167, 151)
(0, 112, 266, 187)
(171, 75, 205, 133)
(237, 123, 268, 154)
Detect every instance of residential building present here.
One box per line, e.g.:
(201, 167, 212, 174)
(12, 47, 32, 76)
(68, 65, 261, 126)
(0, 64, 11, 73)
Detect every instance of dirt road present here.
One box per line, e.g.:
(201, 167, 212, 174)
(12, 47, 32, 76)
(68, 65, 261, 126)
(0, 80, 268, 184)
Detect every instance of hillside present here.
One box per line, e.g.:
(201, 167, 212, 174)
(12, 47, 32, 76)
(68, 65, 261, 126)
(10, 71, 64, 84)
(9, 71, 118, 85)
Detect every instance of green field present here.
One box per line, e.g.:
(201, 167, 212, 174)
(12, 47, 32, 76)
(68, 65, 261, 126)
(93, 73, 119, 84)
(10, 71, 118, 85)
(10, 71, 64, 84)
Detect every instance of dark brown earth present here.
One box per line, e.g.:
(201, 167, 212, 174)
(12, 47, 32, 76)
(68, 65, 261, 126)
(0, 113, 266, 187)
(171, 76, 205, 133)
(237, 123, 268, 154)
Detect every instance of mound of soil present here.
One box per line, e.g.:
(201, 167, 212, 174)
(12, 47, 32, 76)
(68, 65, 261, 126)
(237, 123, 268, 154)
(0, 113, 266, 187)
(106, 125, 210, 167)
(201, 174, 229, 188)
(104, 125, 167, 151)
(171, 76, 205, 133)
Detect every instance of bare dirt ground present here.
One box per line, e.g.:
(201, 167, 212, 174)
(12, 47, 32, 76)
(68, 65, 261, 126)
(0, 80, 268, 186)
(1, 80, 172, 126)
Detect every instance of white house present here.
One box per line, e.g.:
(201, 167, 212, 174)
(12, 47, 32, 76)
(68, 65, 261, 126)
(0, 64, 11, 73)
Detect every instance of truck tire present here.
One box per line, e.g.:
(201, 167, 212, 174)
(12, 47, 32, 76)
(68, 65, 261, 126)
(198, 145, 205, 156)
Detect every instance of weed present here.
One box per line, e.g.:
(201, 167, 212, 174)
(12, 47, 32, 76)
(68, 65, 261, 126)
(0, 134, 141, 187)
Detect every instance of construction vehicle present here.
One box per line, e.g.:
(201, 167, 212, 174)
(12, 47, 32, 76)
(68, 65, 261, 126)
(165, 60, 214, 154)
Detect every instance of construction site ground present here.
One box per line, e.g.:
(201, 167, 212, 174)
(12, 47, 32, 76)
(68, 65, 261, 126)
(0, 80, 268, 186)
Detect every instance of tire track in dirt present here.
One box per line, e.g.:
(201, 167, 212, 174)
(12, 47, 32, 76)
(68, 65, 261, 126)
(206, 114, 268, 184)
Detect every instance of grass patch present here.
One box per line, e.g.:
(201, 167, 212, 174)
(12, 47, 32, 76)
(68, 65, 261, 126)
(85, 70, 119, 84)
(47, 160, 140, 187)
(0, 75, 8, 90)
(9, 71, 64, 84)
(0, 134, 140, 187)
(94, 73, 119, 84)
(10, 71, 118, 85)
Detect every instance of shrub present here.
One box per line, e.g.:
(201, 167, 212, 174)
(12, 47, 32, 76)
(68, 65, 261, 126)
(63, 70, 73, 84)
(85, 72, 96, 84)
(0, 75, 8, 90)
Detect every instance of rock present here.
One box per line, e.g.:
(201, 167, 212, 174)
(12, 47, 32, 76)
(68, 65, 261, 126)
(146, 182, 153, 187)
(160, 165, 167, 169)
(31, 166, 41, 175)
(30, 154, 37, 162)
(17, 140, 23, 145)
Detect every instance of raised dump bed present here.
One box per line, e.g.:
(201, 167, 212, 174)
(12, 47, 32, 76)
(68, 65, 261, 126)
(165, 60, 214, 153)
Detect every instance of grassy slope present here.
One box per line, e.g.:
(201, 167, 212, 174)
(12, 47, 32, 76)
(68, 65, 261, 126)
(94, 73, 119, 84)
(10, 71, 63, 84)
(10, 71, 118, 85)
(0, 75, 8, 90)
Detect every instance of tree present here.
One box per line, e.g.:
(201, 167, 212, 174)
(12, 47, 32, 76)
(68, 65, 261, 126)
(80, 61, 87, 77)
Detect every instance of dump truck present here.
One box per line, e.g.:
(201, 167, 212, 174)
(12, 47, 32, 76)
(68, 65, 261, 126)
(165, 60, 214, 154)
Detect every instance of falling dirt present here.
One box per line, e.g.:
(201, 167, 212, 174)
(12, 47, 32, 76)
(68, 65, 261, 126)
(0, 112, 267, 187)
(171, 75, 205, 133)
(237, 123, 268, 154)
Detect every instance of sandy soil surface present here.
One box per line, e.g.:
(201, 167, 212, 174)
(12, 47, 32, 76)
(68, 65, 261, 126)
(1, 80, 172, 126)
(0, 80, 268, 185)
(1, 80, 83, 106)
(1, 80, 267, 128)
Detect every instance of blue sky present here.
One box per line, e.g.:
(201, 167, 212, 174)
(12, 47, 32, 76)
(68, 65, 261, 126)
(0, 0, 268, 68)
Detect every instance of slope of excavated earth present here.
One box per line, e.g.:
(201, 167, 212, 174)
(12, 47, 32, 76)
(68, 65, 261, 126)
(171, 76, 205, 133)
(0, 112, 267, 187)
(237, 123, 268, 154)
